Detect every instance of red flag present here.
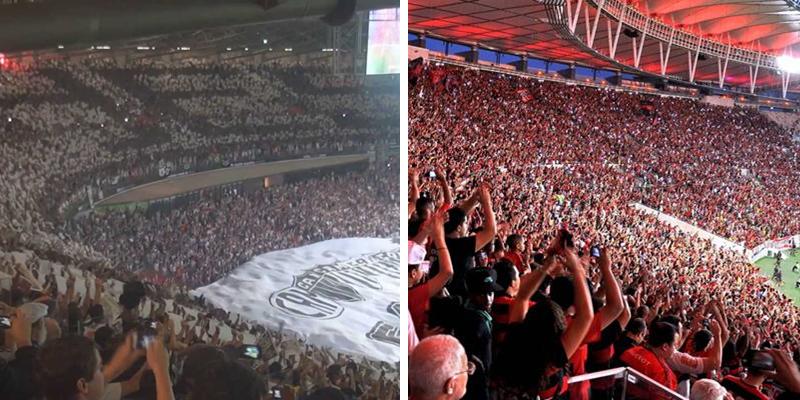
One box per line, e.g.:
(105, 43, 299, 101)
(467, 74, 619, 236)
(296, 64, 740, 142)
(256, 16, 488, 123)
(517, 88, 532, 103)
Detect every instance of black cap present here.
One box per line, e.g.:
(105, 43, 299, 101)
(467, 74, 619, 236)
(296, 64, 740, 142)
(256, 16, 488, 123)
(746, 351, 776, 373)
(466, 268, 503, 294)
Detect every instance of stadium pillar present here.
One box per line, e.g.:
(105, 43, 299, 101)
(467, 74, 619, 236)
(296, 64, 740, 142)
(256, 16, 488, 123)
(566, 63, 576, 80)
(355, 11, 364, 75)
(517, 55, 528, 72)
(718, 44, 731, 88)
(468, 45, 479, 63)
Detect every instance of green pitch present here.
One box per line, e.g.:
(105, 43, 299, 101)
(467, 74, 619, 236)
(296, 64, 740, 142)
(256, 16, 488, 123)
(754, 251, 800, 307)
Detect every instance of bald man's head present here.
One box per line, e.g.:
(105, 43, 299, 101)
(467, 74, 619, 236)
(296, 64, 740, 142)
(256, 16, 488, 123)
(409, 335, 468, 400)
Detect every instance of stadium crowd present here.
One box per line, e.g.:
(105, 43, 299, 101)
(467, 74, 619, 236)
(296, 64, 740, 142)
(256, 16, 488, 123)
(0, 52, 399, 400)
(410, 63, 799, 248)
(0, 58, 398, 230)
(68, 170, 399, 288)
(408, 63, 800, 400)
(0, 240, 398, 400)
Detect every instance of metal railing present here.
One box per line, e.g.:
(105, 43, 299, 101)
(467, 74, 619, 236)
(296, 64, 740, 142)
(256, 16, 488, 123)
(568, 366, 689, 399)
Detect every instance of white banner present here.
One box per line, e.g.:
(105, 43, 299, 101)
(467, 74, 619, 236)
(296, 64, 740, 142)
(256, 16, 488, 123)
(191, 238, 400, 363)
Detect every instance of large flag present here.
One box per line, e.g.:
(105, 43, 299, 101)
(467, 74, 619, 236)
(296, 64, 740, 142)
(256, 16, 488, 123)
(191, 238, 400, 363)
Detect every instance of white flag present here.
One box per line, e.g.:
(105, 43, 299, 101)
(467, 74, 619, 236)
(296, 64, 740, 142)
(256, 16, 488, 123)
(191, 238, 400, 363)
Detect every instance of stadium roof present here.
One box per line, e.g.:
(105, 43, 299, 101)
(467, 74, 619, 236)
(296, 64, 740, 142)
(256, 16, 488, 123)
(0, 0, 397, 54)
(409, 0, 800, 94)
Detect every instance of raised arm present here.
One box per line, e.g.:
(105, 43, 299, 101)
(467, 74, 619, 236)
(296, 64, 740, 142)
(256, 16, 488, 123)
(457, 187, 481, 214)
(409, 169, 420, 219)
(596, 249, 624, 329)
(473, 185, 496, 251)
(435, 168, 453, 208)
(706, 319, 723, 372)
(146, 339, 175, 400)
(509, 258, 557, 323)
(561, 249, 594, 358)
(103, 334, 144, 382)
(426, 212, 454, 297)
(617, 293, 632, 329)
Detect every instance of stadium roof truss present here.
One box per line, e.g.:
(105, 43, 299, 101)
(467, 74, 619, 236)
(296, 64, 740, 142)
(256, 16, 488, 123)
(409, 0, 800, 97)
(17, 15, 366, 70)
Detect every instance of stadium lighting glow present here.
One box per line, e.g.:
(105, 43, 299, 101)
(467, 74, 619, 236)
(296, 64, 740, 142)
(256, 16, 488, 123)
(7, 117, 11, 122)
(263, 39, 268, 44)
(284, 48, 293, 52)
(96, 45, 111, 50)
(777, 55, 800, 74)
(226, 47, 232, 51)
(136, 46, 151, 50)
(244, 47, 249, 51)
(57, 45, 64, 49)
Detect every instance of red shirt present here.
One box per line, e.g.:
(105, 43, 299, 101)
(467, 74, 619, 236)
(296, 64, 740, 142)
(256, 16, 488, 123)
(491, 296, 534, 345)
(567, 314, 603, 400)
(502, 251, 525, 274)
(408, 283, 430, 336)
(620, 346, 677, 398)
(721, 376, 770, 400)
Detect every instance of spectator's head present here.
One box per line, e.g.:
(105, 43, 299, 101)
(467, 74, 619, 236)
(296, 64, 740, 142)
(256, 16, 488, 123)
(648, 322, 679, 360)
(409, 335, 469, 400)
(690, 379, 728, 400)
(120, 281, 146, 310)
(549, 276, 574, 310)
(494, 298, 567, 391)
(408, 241, 428, 287)
(175, 344, 229, 395)
(660, 315, 683, 340)
(326, 364, 344, 386)
(38, 335, 105, 400)
(416, 197, 436, 221)
(493, 259, 520, 297)
(744, 351, 776, 378)
(86, 304, 104, 325)
(634, 305, 649, 319)
(506, 234, 524, 252)
(186, 359, 266, 400)
(443, 208, 468, 237)
(693, 329, 713, 353)
(626, 318, 648, 343)
(465, 268, 501, 311)
(492, 238, 505, 259)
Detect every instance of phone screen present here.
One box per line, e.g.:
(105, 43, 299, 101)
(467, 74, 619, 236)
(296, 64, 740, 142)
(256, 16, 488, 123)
(591, 246, 601, 258)
(242, 345, 261, 360)
(0, 316, 11, 329)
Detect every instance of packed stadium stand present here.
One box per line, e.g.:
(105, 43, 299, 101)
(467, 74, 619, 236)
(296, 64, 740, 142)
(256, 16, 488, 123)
(0, 1, 399, 399)
(409, 1, 800, 399)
